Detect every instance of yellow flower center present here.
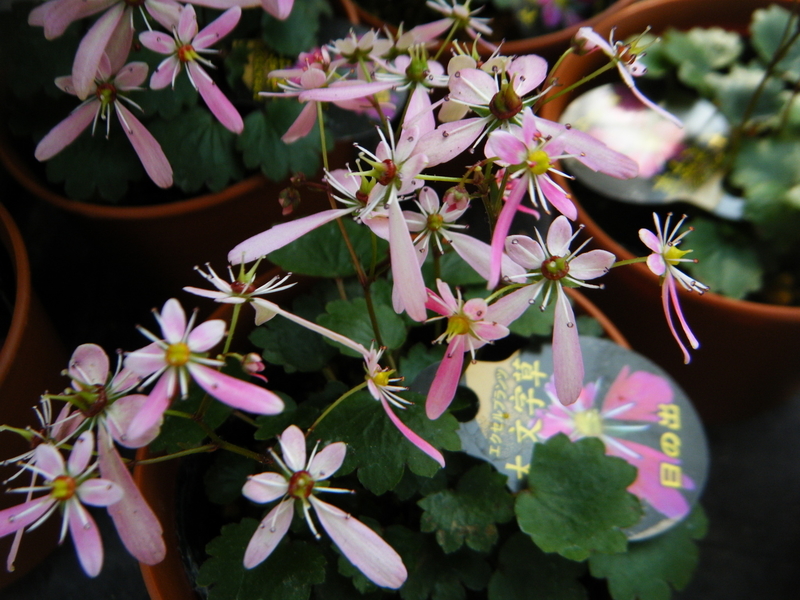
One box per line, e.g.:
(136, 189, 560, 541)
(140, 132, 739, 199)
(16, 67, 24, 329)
(664, 245, 691, 266)
(178, 44, 200, 63)
(574, 409, 604, 437)
(288, 470, 315, 499)
(527, 149, 552, 176)
(166, 342, 191, 366)
(446, 314, 472, 339)
(51, 475, 77, 501)
(371, 370, 393, 388)
(427, 213, 445, 231)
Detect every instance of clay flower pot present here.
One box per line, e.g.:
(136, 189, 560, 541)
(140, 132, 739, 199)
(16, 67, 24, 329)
(0, 201, 67, 590)
(539, 0, 800, 423)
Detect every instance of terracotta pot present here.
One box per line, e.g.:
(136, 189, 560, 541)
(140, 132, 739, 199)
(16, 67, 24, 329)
(0, 201, 67, 589)
(339, 0, 637, 63)
(133, 276, 627, 600)
(539, 0, 800, 423)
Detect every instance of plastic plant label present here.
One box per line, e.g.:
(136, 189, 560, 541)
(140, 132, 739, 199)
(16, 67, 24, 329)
(458, 336, 709, 540)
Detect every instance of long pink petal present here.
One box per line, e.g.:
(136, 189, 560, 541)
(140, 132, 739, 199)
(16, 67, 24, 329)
(308, 442, 346, 480)
(126, 370, 176, 442)
(243, 499, 294, 568)
(281, 101, 318, 143)
(414, 117, 485, 168)
(0, 498, 55, 537)
(228, 208, 354, 264)
(34, 0, 113, 40)
(602, 367, 672, 421)
(486, 282, 543, 327)
(278, 425, 307, 471)
(488, 176, 527, 288)
(426, 336, 466, 420)
(35, 101, 98, 161)
(67, 502, 104, 577)
(68, 431, 94, 475)
(298, 80, 396, 102)
(150, 56, 181, 90)
(552, 288, 583, 405)
(105, 395, 160, 448)
(143, 0, 182, 30)
(309, 496, 407, 589)
(177, 3, 198, 42)
(193, 7, 241, 49)
(388, 198, 428, 322)
(97, 429, 166, 565)
(114, 102, 173, 189)
(72, 4, 126, 99)
(189, 62, 243, 134)
(189, 364, 285, 415)
(381, 398, 444, 467)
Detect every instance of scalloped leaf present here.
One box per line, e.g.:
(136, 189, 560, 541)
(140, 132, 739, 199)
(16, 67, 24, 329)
(751, 4, 800, 81)
(488, 532, 588, 600)
(261, 0, 332, 56)
(384, 526, 491, 600)
(197, 519, 326, 600)
(312, 390, 461, 495)
(418, 463, 515, 554)
(317, 294, 407, 357)
(661, 27, 743, 93)
(515, 434, 642, 562)
(589, 506, 708, 600)
(267, 218, 389, 278)
(149, 106, 243, 193)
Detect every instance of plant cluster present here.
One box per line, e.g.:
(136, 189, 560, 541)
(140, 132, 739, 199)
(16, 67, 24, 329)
(1, 2, 708, 599)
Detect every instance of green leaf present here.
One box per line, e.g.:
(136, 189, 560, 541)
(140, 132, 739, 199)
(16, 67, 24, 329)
(515, 435, 642, 561)
(312, 390, 461, 495)
(488, 532, 587, 600)
(589, 506, 708, 600)
(238, 101, 325, 182)
(683, 216, 763, 300)
(149, 107, 243, 193)
(661, 27, 743, 93)
(197, 519, 326, 600)
(746, 183, 800, 254)
(268, 218, 388, 278)
(204, 451, 259, 505)
(751, 4, 800, 81)
(250, 293, 337, 373)
(44, 130, 145, 203)
(254, 393, 323, 441)
(261, 0, 332, 56)
(384, 526, 491, 600)
(706, 64, 784, 125)
(508, 295, 556, 338)
(418, 463, 515, 554)
(317, 295, 406, 357)
(732, 137, 800, 192)
(400, 343, 446, 388)
(422, 251, 486, 287)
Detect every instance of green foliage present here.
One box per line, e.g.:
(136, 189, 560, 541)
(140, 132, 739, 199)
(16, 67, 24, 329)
(589, 506, 708, 600)
(750, 4, 800, 81)
(706, 64, 784, 125)
(515, 435, 642, 561)
(683, 216, 763, 300)
(312, 390, 461, 495)
(197, 519, 326, 600)
(45, 132, 145, 203)
(268, 218, 389, 278)
(150, 107, 244, 193)
(250, 293, 338, 372)
(418, 463, 515, 554)
(661, 27, 742, 92)
(148, 388, 233, 455)
(255, 392, 324, 441)
(238, 100, 325, 182)
(318, 295, 407, 357)
(204, 451, 260, 505)
(261, 0, 332, 56)
(384, 526, 491, 600)
(508, 294, 555, 337)
(487, 532, 588, 600)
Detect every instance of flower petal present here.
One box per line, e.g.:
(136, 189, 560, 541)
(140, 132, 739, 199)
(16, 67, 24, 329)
(310, 496, 407, 589)
(69, 344, 109, 386)
(97, 429, 166, 565)
(139, 30, 177, 55)
(34, 101, 97, 161)
(159, 299, 187, 343)
(67, 431, 94, 475)
(193, 7, 241, 50)
(187, 319, 226, 352)
(278, 424, 307, 472)
(0, 498, 55, 538)
(552, 288, 583, 405)
(426, 336, 466, 420)
(568, 249, 615, 281)
(189, 364, 285, 415)
(126, 370, 176, 442)
(115, 102, 173, 189)
(149, 56, 181, 90)
(189, 62, 244, 134)
(242, 473, 289, 504)
(308, 442, 346, 480)
(125, 342, 166, 377)
(381, 398, 444, 467)
(34, 443, 65, 479)
(72, 3, 125, 99)
(389, 198, 428, 322)
(76, 479, 123, 507)
(243, 499, 294, 569)
(67, 502, 104, 577)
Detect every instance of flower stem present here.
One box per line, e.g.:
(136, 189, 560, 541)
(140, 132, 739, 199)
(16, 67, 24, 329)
(307, 381, 368, 435)
(612, 256, 648, 268)
(317, 102, 329, 173)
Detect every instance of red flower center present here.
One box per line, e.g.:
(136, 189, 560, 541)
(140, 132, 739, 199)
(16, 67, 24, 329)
(288, 470, 315, 499)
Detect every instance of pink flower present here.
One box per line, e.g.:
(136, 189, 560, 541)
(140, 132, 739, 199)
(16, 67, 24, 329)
(504, 216, 615, 406)
(363, 346, 445, 467)
(639, 213, 708, 364)
(34, 57, 173, 189)
(29, 0, 181, 99)
(425, 0, 494, 50)
(140, 5, 244, 134)
(0, 432, 123, 577)
(539, 367, 695, 520)
(124, 298, 285, 441)
(425, 280, 511, 419)
(574, 27, 682, 128)
(242, 425, 407, 589)
(484, 107, 636, 287)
